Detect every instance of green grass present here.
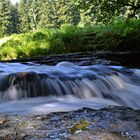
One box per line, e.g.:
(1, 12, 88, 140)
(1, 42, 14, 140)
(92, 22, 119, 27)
(0, 19, 140, 60)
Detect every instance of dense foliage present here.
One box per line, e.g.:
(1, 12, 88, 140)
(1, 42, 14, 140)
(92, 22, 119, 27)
(0, 0, 140, 37)
(0, 19, 140, 60)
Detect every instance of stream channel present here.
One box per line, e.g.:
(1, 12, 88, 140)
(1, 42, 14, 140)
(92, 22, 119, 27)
(0, 60, 140, 115)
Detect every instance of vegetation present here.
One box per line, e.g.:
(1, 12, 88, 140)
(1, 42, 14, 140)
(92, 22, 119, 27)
(0, 19, 140, 60)
(0, 0, 140, 37)
(69, 119, 91, 134)
(0, 0, 140, 60)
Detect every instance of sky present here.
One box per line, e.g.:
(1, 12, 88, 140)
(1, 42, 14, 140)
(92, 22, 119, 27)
(10, 0, 19, 4)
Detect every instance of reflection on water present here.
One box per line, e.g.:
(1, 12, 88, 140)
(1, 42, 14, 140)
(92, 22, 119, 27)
(0, 62, 139, 114)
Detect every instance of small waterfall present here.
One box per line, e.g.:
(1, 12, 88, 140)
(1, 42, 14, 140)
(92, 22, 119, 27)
(0, 62, 140, 111)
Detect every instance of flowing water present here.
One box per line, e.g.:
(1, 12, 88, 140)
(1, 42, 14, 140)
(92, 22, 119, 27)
(0, 61, 140, 115)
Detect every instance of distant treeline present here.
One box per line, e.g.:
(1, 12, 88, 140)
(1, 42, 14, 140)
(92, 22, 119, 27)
(0, 0, 140, 37)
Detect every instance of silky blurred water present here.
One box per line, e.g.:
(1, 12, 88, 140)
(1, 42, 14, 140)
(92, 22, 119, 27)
(0, 62, 139, 115)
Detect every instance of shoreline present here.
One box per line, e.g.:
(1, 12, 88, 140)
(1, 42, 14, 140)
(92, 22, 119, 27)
(0, 106, 140, 140)
(1, 51, 140, 68)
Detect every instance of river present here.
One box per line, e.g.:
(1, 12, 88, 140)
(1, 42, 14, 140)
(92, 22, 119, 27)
(0, 61, 140, 115)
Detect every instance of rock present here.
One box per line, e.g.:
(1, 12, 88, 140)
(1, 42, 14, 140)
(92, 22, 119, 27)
(0, 106, 140, 139)
(67, 132, 127, 140)
(1, 51, 140, 67)
(0, 117, 6, 124)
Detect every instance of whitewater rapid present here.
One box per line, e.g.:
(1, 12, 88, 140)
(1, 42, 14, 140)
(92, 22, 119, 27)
(0, 62, 139, 114)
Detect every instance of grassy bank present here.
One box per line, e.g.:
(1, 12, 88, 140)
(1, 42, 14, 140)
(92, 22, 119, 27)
(0, 19, 140, 60)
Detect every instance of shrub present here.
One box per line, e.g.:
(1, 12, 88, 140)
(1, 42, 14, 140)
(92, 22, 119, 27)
(0, 19, 140, 60)
(0, 47, 17, 60)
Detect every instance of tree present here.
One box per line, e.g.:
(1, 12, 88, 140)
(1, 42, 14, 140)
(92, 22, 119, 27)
(56, 0, 80, 26)
(75, 0, 100, 25)
(0, 0, 140, 36)
(30, 0, 39, 31)
(38, 0, 52, 28)
(18, 0, 31, 32)
(39, 0, 80, 28)
(123, 0, 140, 19)
(10, 3, 20, 33)
(97, 0, 140, 21)
(0, 0, 13, 36)
(75, 0, 140, 25)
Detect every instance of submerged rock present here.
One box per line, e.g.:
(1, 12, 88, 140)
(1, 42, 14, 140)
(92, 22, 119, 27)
(0, 106, 140, 139)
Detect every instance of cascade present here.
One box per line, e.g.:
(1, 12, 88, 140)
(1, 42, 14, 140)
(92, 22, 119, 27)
(0, 62, 139, 109)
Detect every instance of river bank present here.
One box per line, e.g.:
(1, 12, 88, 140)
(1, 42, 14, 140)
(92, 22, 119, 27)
(0, 106, 140, 140)
(1, 51, 140, 68)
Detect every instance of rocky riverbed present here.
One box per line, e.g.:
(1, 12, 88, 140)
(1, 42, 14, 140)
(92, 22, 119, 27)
(0, 106, 140, 140)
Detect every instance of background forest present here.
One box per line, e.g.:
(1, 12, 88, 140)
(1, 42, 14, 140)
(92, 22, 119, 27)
(0, 0, 140, 36)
